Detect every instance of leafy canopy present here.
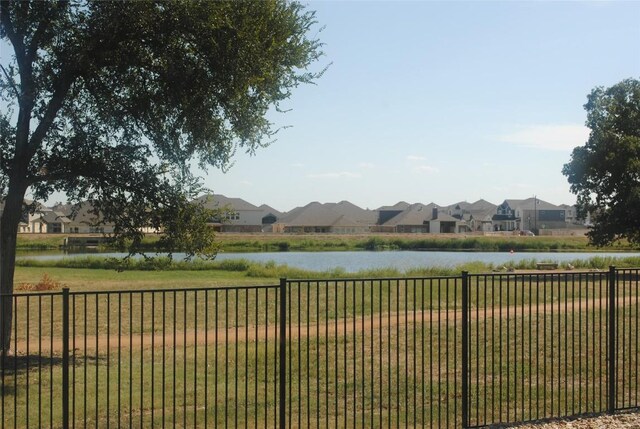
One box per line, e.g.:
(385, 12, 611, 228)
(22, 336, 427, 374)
(0, 0, 323, 255)
(562, 78, 640, 247)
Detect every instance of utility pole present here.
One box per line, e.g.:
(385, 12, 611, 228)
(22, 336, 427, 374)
(534, 195, 538, 233)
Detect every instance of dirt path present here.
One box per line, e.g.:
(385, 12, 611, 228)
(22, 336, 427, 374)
(10, 295, 638, 356)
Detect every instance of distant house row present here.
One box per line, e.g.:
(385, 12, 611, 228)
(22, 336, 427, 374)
(197, 194, 586, 235)
(0, 201, 113, 234)
(2, 194, 586, 235)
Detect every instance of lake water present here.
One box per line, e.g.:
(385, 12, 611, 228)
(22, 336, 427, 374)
(18, 250, 640, 273)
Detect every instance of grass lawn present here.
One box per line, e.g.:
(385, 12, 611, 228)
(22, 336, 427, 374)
(2, 266, 639, 428)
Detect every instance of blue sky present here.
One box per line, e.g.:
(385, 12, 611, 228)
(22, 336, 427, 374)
(201, 0, 640, 211)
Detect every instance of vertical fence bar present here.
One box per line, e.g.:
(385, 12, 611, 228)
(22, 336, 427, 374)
(279, 278, 287, 429)
(608, 266, 616, 414)
(462, 271, 470, 428)
(62, 288, 70, 429)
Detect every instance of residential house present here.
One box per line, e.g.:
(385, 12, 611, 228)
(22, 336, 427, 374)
(194, 194, 265, 233)
(376, 203, 434, 233)
(375, 203, 468, 234)
(273, 202, 370, 234)
(55, 202, 116, 234)
(1, 200, 71, 233)
(448, 199, 497, 232)
(558, 204, 591, 227)
(428, 207, 467, 233)
(324, 201, 378, 226)
(259, 204, 283, 232)
(372, 202, 411, 232)
(492, 198, 567, 232)
(38, 210, 72, 233)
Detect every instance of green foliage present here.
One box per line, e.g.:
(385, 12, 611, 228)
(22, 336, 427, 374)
(15, 254, 640, 278)
(0, 0, 324, 300)
(563, 78, 640, 247)
(355, 236, 603, 252)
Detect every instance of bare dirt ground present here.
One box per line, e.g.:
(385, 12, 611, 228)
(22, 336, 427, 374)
(13, 294, 638, 355)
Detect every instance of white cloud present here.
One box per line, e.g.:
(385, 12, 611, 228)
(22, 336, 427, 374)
(239, 180, 252, 186)
(307, 171, 362, 179)
(359, 162, 376, 169)
(414, 165, 439, 174)
(407, 155, 427, 161)
(498, 124, 589, 151)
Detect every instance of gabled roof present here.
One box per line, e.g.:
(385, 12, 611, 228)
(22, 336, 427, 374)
(194, 194, 261, 211)
(259, 204, 283, 218)
(51, 203, 74, 216)
(434, 211, 462, 222)
(382, 203, 435, 226)
(558, 204, 576, 210)
(277, 202, 362, 227)
(467, 199, 497, 212)
(501, 199, 526, 209)
(377, 201, 411, 211)
(503, 197, 562, 211)
(324, 200, 377, 224)
(63, 201, 113, 226)
(39, 210, 71, 224)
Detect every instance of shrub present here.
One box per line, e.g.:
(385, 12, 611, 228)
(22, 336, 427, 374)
(16, 273, 63, 291)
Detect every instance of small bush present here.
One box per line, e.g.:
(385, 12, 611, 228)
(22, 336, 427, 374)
(16, 273, 62, 291)
(277, 242, 290, 251)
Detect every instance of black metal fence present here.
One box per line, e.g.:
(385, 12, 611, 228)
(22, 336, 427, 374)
(464, 267, 639, 427)
(0, 267, 638, 428)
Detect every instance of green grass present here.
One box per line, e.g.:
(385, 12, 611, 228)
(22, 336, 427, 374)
(14, 254, 640, 283)
(16, 232, 638, 253)
(4, 265, 640, 428)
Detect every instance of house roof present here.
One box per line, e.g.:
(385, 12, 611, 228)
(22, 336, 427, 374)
(39, 210, 71, 224)
(277, 202, 363, 227)
(382, 203, 435, 226)
(63, 202, 112, 226)
(433, 212, 462, 222)
(558, 204, 576, 210)
(448, 200, 497, 219)
(377, 201, 411, 211)
(259, 204, 283, 218)
(324, 200, 377, 224)
(502, 198, 561, 211)
(467, 199, 497, 211)
(194, 194, 261, 211)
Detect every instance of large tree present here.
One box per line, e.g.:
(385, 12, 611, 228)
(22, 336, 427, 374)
(562, 78, 640, 247)
(0, 0, 322, 351)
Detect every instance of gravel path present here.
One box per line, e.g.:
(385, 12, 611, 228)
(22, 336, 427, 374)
(511, 412, 640, 428)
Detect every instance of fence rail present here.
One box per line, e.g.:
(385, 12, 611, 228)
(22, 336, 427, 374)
(0, 267, 638, 428)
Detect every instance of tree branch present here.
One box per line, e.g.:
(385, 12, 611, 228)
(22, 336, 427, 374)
(26, 73, 75, 158)
(25, 1, 69, 64)
(0, 0, 27, 103)
(0, 64, 19, 100)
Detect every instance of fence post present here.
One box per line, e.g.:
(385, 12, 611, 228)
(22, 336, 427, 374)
(62, 288, 70, 429)
(279, 278, 287, 429)
(608, 266, 616, 414)
(461, 271, 470, 428)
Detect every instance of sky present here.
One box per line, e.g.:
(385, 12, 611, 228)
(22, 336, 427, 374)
(199, 0, 640, 212)
(6, 1, 637, 212)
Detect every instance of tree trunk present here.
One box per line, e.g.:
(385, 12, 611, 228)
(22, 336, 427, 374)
(0, 183, 27, 353)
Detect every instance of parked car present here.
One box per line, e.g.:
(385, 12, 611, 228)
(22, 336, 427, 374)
(520, 230, 535, 236)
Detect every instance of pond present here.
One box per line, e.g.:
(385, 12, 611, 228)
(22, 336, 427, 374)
(17, 250, 640, 272)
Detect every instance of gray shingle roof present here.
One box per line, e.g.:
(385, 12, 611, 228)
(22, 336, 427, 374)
(194, 194, 261, 211)
(277, 202, 363, 227)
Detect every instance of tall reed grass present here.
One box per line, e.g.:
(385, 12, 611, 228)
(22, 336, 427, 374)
(14, 254, 640, 279)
